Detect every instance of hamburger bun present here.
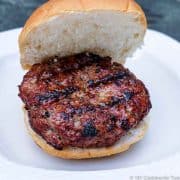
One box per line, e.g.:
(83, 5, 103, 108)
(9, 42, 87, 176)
(19, 0, 147, 69)
(19, 0, 149, 159)
(24, 108, 148, 159)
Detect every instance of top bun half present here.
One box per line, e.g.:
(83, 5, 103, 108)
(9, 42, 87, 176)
(19, 0, 147, 69)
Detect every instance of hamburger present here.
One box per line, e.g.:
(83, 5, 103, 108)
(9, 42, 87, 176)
(18, 0, 152, 159)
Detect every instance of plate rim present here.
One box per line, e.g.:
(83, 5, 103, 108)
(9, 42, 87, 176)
(0, 28, 180, 178)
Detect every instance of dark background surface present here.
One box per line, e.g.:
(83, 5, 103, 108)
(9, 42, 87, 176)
(0, 0, 180, 41)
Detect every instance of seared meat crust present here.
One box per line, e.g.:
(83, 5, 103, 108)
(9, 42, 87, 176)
(19, 53, 151, 149)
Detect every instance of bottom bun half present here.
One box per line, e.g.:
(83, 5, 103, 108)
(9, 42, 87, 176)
(24, 109, 149, 159)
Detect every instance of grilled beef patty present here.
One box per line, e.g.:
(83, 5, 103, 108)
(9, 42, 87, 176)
(19, 53, 151, 150)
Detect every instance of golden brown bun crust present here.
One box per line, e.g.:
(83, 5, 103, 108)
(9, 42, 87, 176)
(24, 108, 148, 159)
(19, 0, 147, 69)
(19, 0, 146, 40)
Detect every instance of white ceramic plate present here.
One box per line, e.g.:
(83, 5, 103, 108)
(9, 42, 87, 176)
(0, 29, 180, 179)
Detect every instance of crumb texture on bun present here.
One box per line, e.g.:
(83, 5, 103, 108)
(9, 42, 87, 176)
(24, 109, 148, 159)
(19, 0, 147, 69)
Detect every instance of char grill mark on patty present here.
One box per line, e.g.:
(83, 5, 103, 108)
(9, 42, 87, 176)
(36, 86, 77, 104)
(57, 91, 134, 121)
(82, 121, 98, 137)
(123, 91, 134, 101)
(87, 71, 128, 87)
(42, 111, 50, 118)
(19, 52, 152, 149)
(59, 104, 96, 120)
(120, 119, 131, 131)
